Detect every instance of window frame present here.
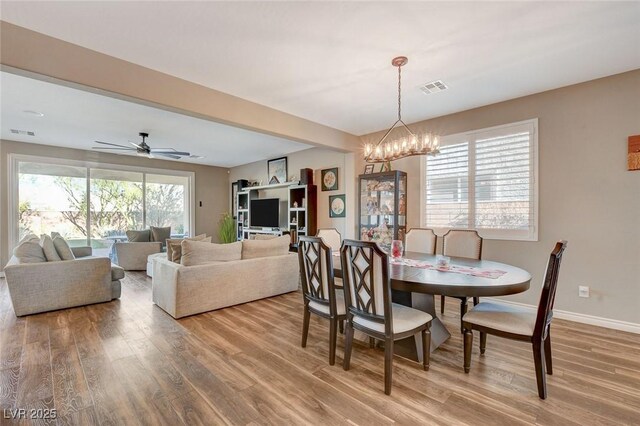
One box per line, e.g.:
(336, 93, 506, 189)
(8, 153, 195, 251)
(420, 118, 539, 241)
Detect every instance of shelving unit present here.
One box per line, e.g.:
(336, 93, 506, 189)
(235, 181, 317, 242)
(358, 170, 407, 252)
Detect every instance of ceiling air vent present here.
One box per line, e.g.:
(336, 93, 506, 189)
(420, 80, 448, 95)
(10, 129, 36, 136)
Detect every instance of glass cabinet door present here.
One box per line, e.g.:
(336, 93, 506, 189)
(359, 170, 407, 253)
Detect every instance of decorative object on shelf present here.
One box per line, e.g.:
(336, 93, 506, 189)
(293, 201, 298, 208)
(267, 156, 288, 184)
(329, 194, 346, 218)
(300, 168, 314, 184)
(380, 162, 391, 172)
(321, 167, 339, 191)
(364, 164, 375, 174)
(363, 57, 440, 165)
(629, 135, 640, 171)
(231, 182, 239, 218)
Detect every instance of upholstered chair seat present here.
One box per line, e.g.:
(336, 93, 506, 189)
(462, 302, 536, 336)
(308, 289, 346, 316)
(353, 303, 433, 334)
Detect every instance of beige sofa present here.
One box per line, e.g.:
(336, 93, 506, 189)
(4, 247, 123, 316)
(114, 241, 163, 271)
(152, 250, 299, 319)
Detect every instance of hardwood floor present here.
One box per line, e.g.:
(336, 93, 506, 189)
(1, 272, 640, 425)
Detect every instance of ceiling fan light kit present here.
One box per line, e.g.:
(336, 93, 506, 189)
(93, 132, 195, 160)
(364, 56, 440, 164)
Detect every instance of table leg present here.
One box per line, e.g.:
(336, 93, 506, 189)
(392, 291, 451, 362)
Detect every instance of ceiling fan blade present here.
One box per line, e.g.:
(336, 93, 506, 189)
(129, 141, 143, 149)
(157, 153, 181, 159)
(150, 149, 191, 156)
(94, 140, 132, 149)
(92, 147, 136, 150)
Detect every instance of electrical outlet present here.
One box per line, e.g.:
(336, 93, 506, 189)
(578, 286, 590, 298)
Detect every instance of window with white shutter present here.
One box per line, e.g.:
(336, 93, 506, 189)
(423, 119, 538, 241)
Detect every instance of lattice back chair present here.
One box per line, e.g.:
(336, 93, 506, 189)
(316, 228, 342, 252)
(298, 236, 346, 365)
(340, 239, 432, 395)
(463, 241, 567, 399)
(442, 229, 483, 327)
(405, 228, 437, 255)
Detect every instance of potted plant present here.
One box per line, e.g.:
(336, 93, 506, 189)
(218, 213, 236, 244)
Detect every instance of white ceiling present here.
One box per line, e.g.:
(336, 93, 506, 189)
(0, 72, 311, 167)
(1, 1, 639, 135)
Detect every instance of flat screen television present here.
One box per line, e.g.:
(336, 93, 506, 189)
(250, 198, 280, 228)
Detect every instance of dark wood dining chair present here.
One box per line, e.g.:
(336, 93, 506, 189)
(442, 229, 483, 331)
(404, 228, 437, 256)
(462, 241, 567, 399)
(298, 236, 346, 365)
(340, 239, 432, 395)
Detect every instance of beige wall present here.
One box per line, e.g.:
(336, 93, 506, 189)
(229, 148, 355, 239)
(358, 69, 640, 325)
(1, 140, 229, 268)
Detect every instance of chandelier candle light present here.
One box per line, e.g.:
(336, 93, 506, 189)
(364, 57, 440, 164)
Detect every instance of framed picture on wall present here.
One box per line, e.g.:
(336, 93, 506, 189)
(364, 164, 375, 174)
(267, 157, 288, 184)
(321, 167, 338, 191)
(329, 194, 346, 218)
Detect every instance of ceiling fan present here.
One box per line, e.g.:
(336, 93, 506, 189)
(93, 132, 193, 160)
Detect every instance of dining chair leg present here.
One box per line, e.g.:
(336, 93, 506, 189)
(480, 332, 487, 355)
(440, 295, 445, 314)
(473, 297, 479, 306)
(369, 337, 376, 348)
(544, 329, 553, 375)
(463, 329, 473, 373)
(422, 328, 431, 371)
(343, 321, 354, 371)
(301, 308, 310, 348)
(329, 318, 338, 366)
(532, 340, 548, 399)
(339, 320, 344, 335)
(459, 298, 468, 333)
(384, 338, 394, 395)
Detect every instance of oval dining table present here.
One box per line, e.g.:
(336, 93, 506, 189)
(334, 251, 532, 361)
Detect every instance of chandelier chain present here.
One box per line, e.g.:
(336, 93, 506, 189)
(397, 64, 402, 121)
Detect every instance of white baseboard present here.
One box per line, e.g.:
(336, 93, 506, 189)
(483, 298, 640, 335)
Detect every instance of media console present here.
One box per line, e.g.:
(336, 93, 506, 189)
(236, 181, 317, 243)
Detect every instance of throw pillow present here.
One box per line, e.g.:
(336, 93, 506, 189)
(52, 236, 76, 260)
(242, 235, 290, 260)
(169, 236, 212, 263)
(126, 229, 151, 242)
(166, 233, 207, 260)
(150, 226, 171, 247)
(13, 237, 47, 263)
(39, 234, 62, 261)
(181, 240, 242, 266)
(18, 233, 39, 245)
(50, 231, 62, 239)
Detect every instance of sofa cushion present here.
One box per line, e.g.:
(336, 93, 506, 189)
(126, 229, 151, 242)
(53, 236, 76, 260)
(13, 237, 47, 264)
(150, 226, 171, 247)
(181, 240, 242, 266)
(242, 235, 290, 260)
(111, 264, 125, 281)
(40, 234, 62, 261)
(166, 234, 208, 261)
(169, 236, 212, 263)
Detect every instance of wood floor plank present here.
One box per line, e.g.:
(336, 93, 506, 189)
(2, 272, 640, 426)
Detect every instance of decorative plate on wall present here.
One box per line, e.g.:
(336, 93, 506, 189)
(321, 167, 338, 191)
(329, 194, 346, 218)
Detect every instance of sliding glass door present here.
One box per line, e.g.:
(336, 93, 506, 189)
(14, 157, 193, 255)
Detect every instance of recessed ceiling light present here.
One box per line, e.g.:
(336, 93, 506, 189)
(420, 80, 448, 95)
(23, 110, 45, 117)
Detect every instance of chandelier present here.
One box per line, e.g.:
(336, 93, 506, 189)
(364, 56, 440, 163)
